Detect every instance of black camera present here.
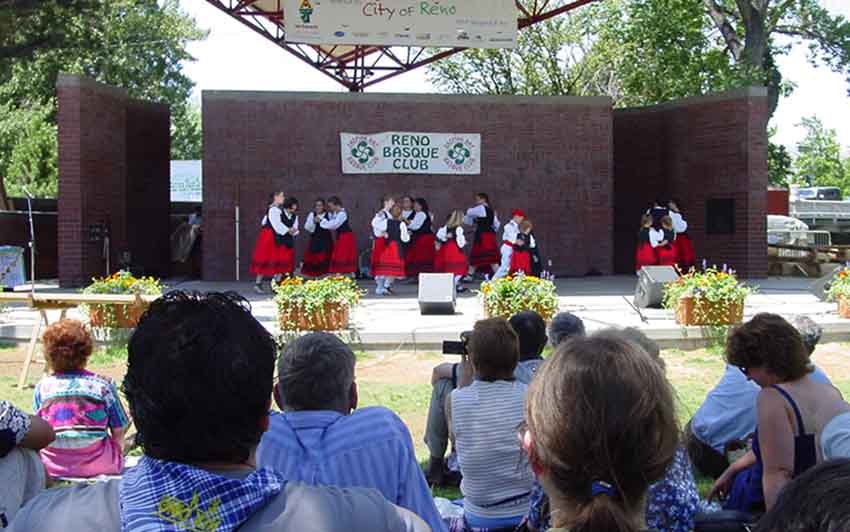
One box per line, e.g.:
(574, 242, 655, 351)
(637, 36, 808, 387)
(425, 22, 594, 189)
(442, 330, 473, 355)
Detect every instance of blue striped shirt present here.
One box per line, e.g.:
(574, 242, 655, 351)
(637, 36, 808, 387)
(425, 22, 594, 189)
(257, 407, 447, 532)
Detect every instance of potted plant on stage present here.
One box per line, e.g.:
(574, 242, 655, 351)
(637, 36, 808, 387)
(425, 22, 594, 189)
(663, 265, 753, 326)
(479, 273, 559, 321)
(274, 276, 363, 331)
(82, 271, 163, 328)
(826, 266, 850, 319)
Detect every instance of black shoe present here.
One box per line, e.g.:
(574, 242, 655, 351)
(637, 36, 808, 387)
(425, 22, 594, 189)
(385, 286, 395, 295)
(456, 286, 468, 294)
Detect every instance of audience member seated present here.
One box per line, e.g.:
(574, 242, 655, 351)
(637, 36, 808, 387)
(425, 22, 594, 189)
(547, 311, 586, 347)
(521, 331, 679, 532)
(521, 328, 699, 532)
(0, 400, 54, 528)
(34, 319, 129, 478)
(708, 313, 843, 512)
(686, 315, 833, 480)
(9, 292, 429, 532)
(424, 311, 553, 487)
(817, 399, 850, 460)
(257, 332, 445, 532)
(446, 318, 534, 531)
(754, 458, 850, 532)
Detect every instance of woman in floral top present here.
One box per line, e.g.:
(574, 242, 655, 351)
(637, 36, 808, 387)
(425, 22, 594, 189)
(34, 319, 130, 478)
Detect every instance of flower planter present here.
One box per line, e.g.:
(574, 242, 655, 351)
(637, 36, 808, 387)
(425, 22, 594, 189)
(838, 297, 850, 319)
(88, 303, 148, 328)
(483, 303, 554, 322)
(278, 302, 350, 331)
(675, 297, 744, 326)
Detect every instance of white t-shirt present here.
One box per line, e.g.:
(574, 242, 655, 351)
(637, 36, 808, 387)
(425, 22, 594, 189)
(0, 448, 45, 528)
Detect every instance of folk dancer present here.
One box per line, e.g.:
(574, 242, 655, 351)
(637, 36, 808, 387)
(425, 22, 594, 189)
(371, 195, 395, 283)
(509, 220, 536, 276)
(465, 193, 500, 278)
(434, 210, 469, 293)
(493, 209, 526, 280)
(404, 198, 436, 278)
(648, 198, 670, 228)
(401, 196, 416, 222)
(250, 193, 299, 293)
(321, 196, 358, 276)
(650, 215, 679, 267)
(635, 214, 658, 272)
(373, 205, 410, 296)
(669, 199, 695, 271)
(301, 198, 334, 278)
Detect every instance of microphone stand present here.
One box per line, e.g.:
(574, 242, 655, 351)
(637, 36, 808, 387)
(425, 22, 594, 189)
(23, 189, 35, 294)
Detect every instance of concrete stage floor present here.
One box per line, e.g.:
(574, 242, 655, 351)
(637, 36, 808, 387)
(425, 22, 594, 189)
(2, 276, 849, 350)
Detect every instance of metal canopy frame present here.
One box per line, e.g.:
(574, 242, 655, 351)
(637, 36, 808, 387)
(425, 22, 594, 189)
(204, 0, 597, 92)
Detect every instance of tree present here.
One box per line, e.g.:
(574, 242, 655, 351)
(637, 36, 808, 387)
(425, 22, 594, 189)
(794, 116, 847, 194)
(0, 102, 58, 198)
(172, 101, 202, 160)
(0, 0, 97, 63)
(767, 126, 793, 187)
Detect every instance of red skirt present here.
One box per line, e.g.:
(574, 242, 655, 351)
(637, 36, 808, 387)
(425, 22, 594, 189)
(470, 231, 499, 269)
(370, 238, 386, 276)
(675, 233, 696, 269)
(249, 227, 295, 276)
(405, 234, 436, 277)
(656, 244, 679, 267)
(434, 240, 468, 276)
(509, 249, 532, 275)
(301, 244, 332, 278)
(373, 240, 406, 278)
(635, 242, 657, 272)
(328, 232, 358, 274)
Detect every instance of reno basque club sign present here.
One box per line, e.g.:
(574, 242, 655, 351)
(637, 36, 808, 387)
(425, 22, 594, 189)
(284, 0, 518, 49)
(341, 132, 481, 175)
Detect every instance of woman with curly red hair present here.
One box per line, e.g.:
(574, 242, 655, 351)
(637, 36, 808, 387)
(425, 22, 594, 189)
(34, 319, 130, 478)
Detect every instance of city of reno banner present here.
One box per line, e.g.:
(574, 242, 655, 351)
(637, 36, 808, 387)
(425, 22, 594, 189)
(341, 132, 481, 175)
(285, 0, 518, 49)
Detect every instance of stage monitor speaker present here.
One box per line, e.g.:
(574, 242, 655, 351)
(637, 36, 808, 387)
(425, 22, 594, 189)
(810, 264, 844, 301)
(419, 273, 456, 315)
(634, 266, 679, 309)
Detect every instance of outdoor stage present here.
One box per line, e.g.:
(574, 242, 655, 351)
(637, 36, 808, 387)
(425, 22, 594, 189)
(1, 276, 847, 350)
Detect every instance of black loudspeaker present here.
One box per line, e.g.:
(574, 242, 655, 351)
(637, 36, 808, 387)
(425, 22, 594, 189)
(419, 273, 456, 315)
(634, 266, 679, 308)
(810, 264, 844, 301)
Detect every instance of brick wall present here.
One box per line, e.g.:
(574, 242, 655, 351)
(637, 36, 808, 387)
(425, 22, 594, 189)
(202, 92, 615, 280)
(0, 199, 57, 280)
(613, 88, 769, 278)
(57, 75, 170, 286)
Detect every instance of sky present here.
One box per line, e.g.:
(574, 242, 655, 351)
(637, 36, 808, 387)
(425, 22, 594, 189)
(179, 0, 850, 154)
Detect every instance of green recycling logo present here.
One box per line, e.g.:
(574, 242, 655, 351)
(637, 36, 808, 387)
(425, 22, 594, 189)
(448, 142, 471, 165)
(352, 141, 375, 164)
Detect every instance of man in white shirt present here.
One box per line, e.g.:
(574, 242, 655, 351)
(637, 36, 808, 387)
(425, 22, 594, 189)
(492, 209, 526, 280)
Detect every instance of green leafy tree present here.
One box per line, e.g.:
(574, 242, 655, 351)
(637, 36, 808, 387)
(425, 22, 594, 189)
(794, 116, 847, 194)
(172, 101, 202, 160)
(0, 102, 58, 197)
(767, 126, 793, 187)
(0, 0, 96, 63)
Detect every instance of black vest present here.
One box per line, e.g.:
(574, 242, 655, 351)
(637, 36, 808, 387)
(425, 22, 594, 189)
(412, 213, 432, 237)
(638, 228, 651, 244)
(650, 207, 669, 228)
(310, 213, 333, 253)
(474, 205, 495, 243)
(663, 229, 676, 247)
(265, 208, 295, 248)
(336, 211, 352, 233)
(386, 219, 406, 258)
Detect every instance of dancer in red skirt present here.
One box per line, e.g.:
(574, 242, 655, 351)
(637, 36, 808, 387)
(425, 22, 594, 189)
(373, 205, 410, 296)
(669, 199, 696, 272)
(250, 193, 299, 293)
(321, 196, 358, 276)
(465, 192, 500, 278)
(400, 195, 416, 222)
(405, 198, 436, 278)
(509, 220, 535, 275)
(370, 195, 395, 282)
(435, 210, 469, 293)
(301, 198, 333, 278)
(651, 215, 679, 267)
(635, 214, 657, 273)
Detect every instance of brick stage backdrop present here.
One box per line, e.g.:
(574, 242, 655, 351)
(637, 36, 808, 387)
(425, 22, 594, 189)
(56, 75, 768, 285)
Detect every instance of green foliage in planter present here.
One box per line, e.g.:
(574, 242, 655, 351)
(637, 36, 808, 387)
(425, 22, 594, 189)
(826, 267, 850, 301)
(479, 273, 559, 321)
(663, 266, 754, 330)
(274, 276, 364, 331)
(81, 270, 163, 328)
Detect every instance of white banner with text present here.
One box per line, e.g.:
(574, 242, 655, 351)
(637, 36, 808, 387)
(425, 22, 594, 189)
(341, 131, 481, 174)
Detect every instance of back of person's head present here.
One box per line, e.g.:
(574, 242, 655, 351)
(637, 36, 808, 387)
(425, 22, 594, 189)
(447, 210, 464, 228)
(476, 192, 489, 204)
(548, 312, 586, 346)
(124, 291, 277, 464)
(468, 318, 519, 381)
(755, 459, 850, 532)
(282, 196, 298, 210)
(509, 311, 547, 361)
(327, 196, 342, 207)
(726, 313, 812, 382)
(604, 327, 661, 361)
(390, 205, 402, 219)
(525, 333, 678, 532)
(277, 332, 355, 413)
(639, 214, 652, 228)
(660, 215, 673, 229)
(791, 315, 822, 356)
(42, 319, 93, 373)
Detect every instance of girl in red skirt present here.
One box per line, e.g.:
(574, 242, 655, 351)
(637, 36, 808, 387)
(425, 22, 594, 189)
(405, 198, 436, 278)
(321, 196, 358, 276)
(651, 215, 679, 267)
(435, 210, 469, 293)
(635, 214, 657, 273)
(669, 199, 696, 272)
(465, 192, 500, 278)
(509, 220, 535, 275)
(301, 198, 334, 278)
(370, 195, 395, 283)
(250, 193, 300, 293)
(373, 205, 410, 296)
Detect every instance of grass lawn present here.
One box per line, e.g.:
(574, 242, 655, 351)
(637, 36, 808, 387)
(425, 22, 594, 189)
(2, 341, 848, 500)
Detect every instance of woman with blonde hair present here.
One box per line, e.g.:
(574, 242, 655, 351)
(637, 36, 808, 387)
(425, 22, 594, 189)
(434, 210, 469, 293)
